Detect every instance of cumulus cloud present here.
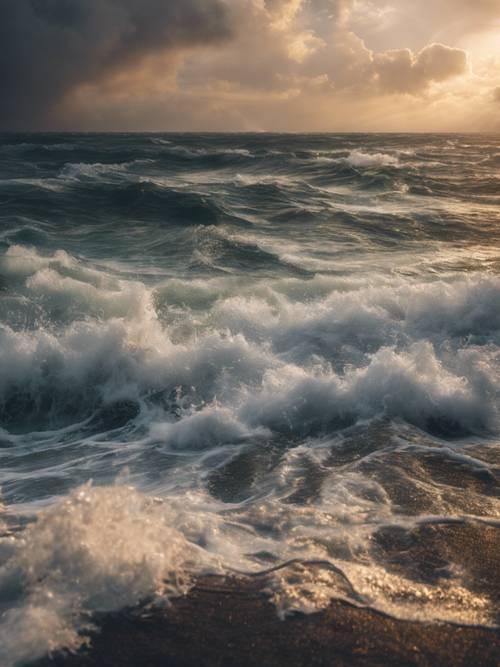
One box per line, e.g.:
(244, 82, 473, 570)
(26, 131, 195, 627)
(373, 43, 468, 94)
(0, 0, 233, 129)
(180, 4, 467, 98)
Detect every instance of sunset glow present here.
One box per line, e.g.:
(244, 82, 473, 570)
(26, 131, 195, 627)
(1, 0, 499, 131)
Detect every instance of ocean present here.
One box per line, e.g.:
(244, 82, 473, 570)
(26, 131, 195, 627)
(0, 133, 499, 665)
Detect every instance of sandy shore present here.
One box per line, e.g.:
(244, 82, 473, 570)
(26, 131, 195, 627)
(35, 575, 499, 667)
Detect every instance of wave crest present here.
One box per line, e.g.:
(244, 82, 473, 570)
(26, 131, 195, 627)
(0, 485, 204, 666)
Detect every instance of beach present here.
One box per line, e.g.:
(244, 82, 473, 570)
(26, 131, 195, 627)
(37, 573, 500, 667)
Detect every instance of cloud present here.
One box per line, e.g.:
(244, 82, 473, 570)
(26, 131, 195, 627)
(179, 4, 468, 99)
(348, 0, 500, 56)
(373, 43, 468, 94)
(0, 0, 233, 129)
(493, 87, 500, 103)
(417, 0, 500, 33)
(0, 0, 494, 131)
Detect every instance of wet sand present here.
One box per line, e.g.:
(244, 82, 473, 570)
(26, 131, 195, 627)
(28, 458, 500, 667)
(32, 459, 500, 667)
(36, 574, 500, 667)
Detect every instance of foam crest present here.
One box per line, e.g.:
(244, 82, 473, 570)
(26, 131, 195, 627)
(59, 160, 152, 180)
(212, 274, 500, 357)
(346, 151, 399, 168)
(1, 245, 73, 279)
(239, 341, 497, 437)
(1, 245, 119, 290)
(150, 407, 269, 451)
(0, 314, 273, 430)
(60, 162, 130, 180)
(155, 144, 254, 160)
(26, 268, 153, 321)
(0, 485, 205, 667)
(1, 251, 498, 440)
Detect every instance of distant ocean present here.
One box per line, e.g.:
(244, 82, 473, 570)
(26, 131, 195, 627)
(0, 133, 499, 665)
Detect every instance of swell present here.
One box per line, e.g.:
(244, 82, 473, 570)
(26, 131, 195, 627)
(0, 179, 249, 230)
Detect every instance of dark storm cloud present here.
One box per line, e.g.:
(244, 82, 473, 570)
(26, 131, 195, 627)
(0, 0, 233, 129)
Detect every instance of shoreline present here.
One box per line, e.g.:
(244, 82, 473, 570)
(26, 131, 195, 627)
(36, 576, 500, 667)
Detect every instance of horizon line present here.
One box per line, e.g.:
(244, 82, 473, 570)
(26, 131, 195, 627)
(1, 129, 499, 136)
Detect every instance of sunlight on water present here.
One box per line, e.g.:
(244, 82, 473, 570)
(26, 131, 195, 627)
(0, 133, 499, 666)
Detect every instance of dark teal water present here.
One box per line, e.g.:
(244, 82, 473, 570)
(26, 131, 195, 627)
(0, 134, 499, 665)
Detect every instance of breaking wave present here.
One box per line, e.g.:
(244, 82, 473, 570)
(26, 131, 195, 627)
(345, 150, 400, 168)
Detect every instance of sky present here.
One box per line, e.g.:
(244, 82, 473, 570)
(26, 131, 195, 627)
(0, 0, 499, 132)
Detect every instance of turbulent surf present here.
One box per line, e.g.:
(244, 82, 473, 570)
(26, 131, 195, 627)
(0, 133, 499, 666)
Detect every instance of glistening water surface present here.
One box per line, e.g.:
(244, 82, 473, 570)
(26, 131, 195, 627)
(0, 133, 499, 665)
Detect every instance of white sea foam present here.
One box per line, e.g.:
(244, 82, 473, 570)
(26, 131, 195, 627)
(160, 144, 254, 159)
(306, 150, 399, 168)
(1, 246, 499, 437)
(59, 160, 153, 180)
(150, 407, 270, 451)
(1, 245, 119, 289)
(0, 485, 209, 666)
(345, 151, 399, 168)
(150, 137, 172, 145)
(0, 471, 496, 666)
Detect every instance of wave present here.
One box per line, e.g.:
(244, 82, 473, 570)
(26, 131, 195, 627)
(148, 138, 251, 157)
(345, 151, 400, 168)
(0, 177, 65, 192)
(65, 179, 229, 227)
(150, 137, 173, 146)
(4, 318, 495, 439)
(0, 459, 497, 665)
(156, 144, 255, 161)
(0, 248, 498, 439)
(297, 150, 400, 169)
(0, 142, 77, 153)
(0, 485, 207, 667)
(59, 161, 149, 180)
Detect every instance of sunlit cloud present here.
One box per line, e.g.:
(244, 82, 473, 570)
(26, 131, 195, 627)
(0, 0, 498, 131)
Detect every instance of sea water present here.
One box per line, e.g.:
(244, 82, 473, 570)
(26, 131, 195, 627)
(0, 133, 499, 665)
